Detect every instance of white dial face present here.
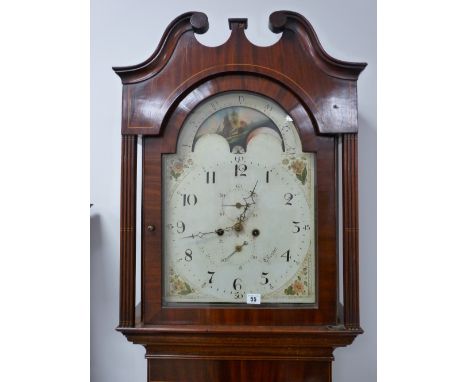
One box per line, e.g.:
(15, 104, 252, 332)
(163, 91, 315, 304)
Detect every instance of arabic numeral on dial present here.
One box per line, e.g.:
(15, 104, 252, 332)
(281, 249, 291, 262)
(292, 221, 310, 233)
(176, 221, 185, 233)
(182, 194, 197, 206)
(260, 272, 269, 285)
(208, 271, 215, 284)
(206, 171, 216, 184)
(184, 249, 192, 261)
(235, 164, 247, 177)
(292, 221, 301, 233)
(266, 170, 270, 183)
(233, 278, 242, 291)
(284, 193, 293, 205)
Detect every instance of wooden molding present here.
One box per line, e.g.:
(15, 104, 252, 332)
(119, 135, 137, 327)
(118, 325, 361, 360)
(268, 11, 367, 79)
(342, 134, 361, 329)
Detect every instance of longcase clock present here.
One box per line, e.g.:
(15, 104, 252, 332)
(113, 11, 366, 382)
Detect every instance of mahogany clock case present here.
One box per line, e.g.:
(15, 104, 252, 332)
(112, 9, 367, 382)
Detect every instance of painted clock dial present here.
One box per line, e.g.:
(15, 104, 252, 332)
(163, 91, 316, 304)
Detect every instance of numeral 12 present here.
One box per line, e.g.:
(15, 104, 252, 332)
(235, 164, 247, 177)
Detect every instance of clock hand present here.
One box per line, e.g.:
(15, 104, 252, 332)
(238, 205, 249, 223)
(242, 180, 258, 206)
(250, 180, 259, 195)
(238, 181, 258, 222)
(183, 216, 253, 239)
(222, 202, 248, 208)
(223, 202, 251, 223)
(182, 230, 217, 239)
(220, 181, 259, 223)
(221, 241, 248, 262)
(221, 250, 237, 263)
(183, 226, 234, 239)
(240, 180, 258, 221)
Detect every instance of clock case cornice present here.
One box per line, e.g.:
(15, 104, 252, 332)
(113, 11, 366, 135)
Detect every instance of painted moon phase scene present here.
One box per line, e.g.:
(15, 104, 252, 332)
(194, 106, 285, 153)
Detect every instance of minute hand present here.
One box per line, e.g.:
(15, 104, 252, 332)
(182, 224, 235, 239)
(182, 230, 217, 239)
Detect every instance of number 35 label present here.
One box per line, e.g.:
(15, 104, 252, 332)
(246, 293, 261, 304)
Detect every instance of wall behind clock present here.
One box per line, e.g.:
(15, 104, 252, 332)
(90, 0, 376, 381)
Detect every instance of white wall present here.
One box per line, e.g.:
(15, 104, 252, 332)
(91, 0, 376, 381)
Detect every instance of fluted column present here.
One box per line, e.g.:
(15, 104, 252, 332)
(342, 134, 360, 329)
(119, 135, 137, 327)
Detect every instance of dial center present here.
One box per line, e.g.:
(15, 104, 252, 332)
(234, 222, 243, 232)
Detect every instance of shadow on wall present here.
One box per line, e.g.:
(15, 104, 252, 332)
(91, 212, 103, 255)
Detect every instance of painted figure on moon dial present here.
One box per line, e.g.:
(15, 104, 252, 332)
(163, 91, 316, 304)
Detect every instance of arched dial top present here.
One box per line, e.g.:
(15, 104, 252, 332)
(177, 92, 302, 156)
(163, 91, 316, 304)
